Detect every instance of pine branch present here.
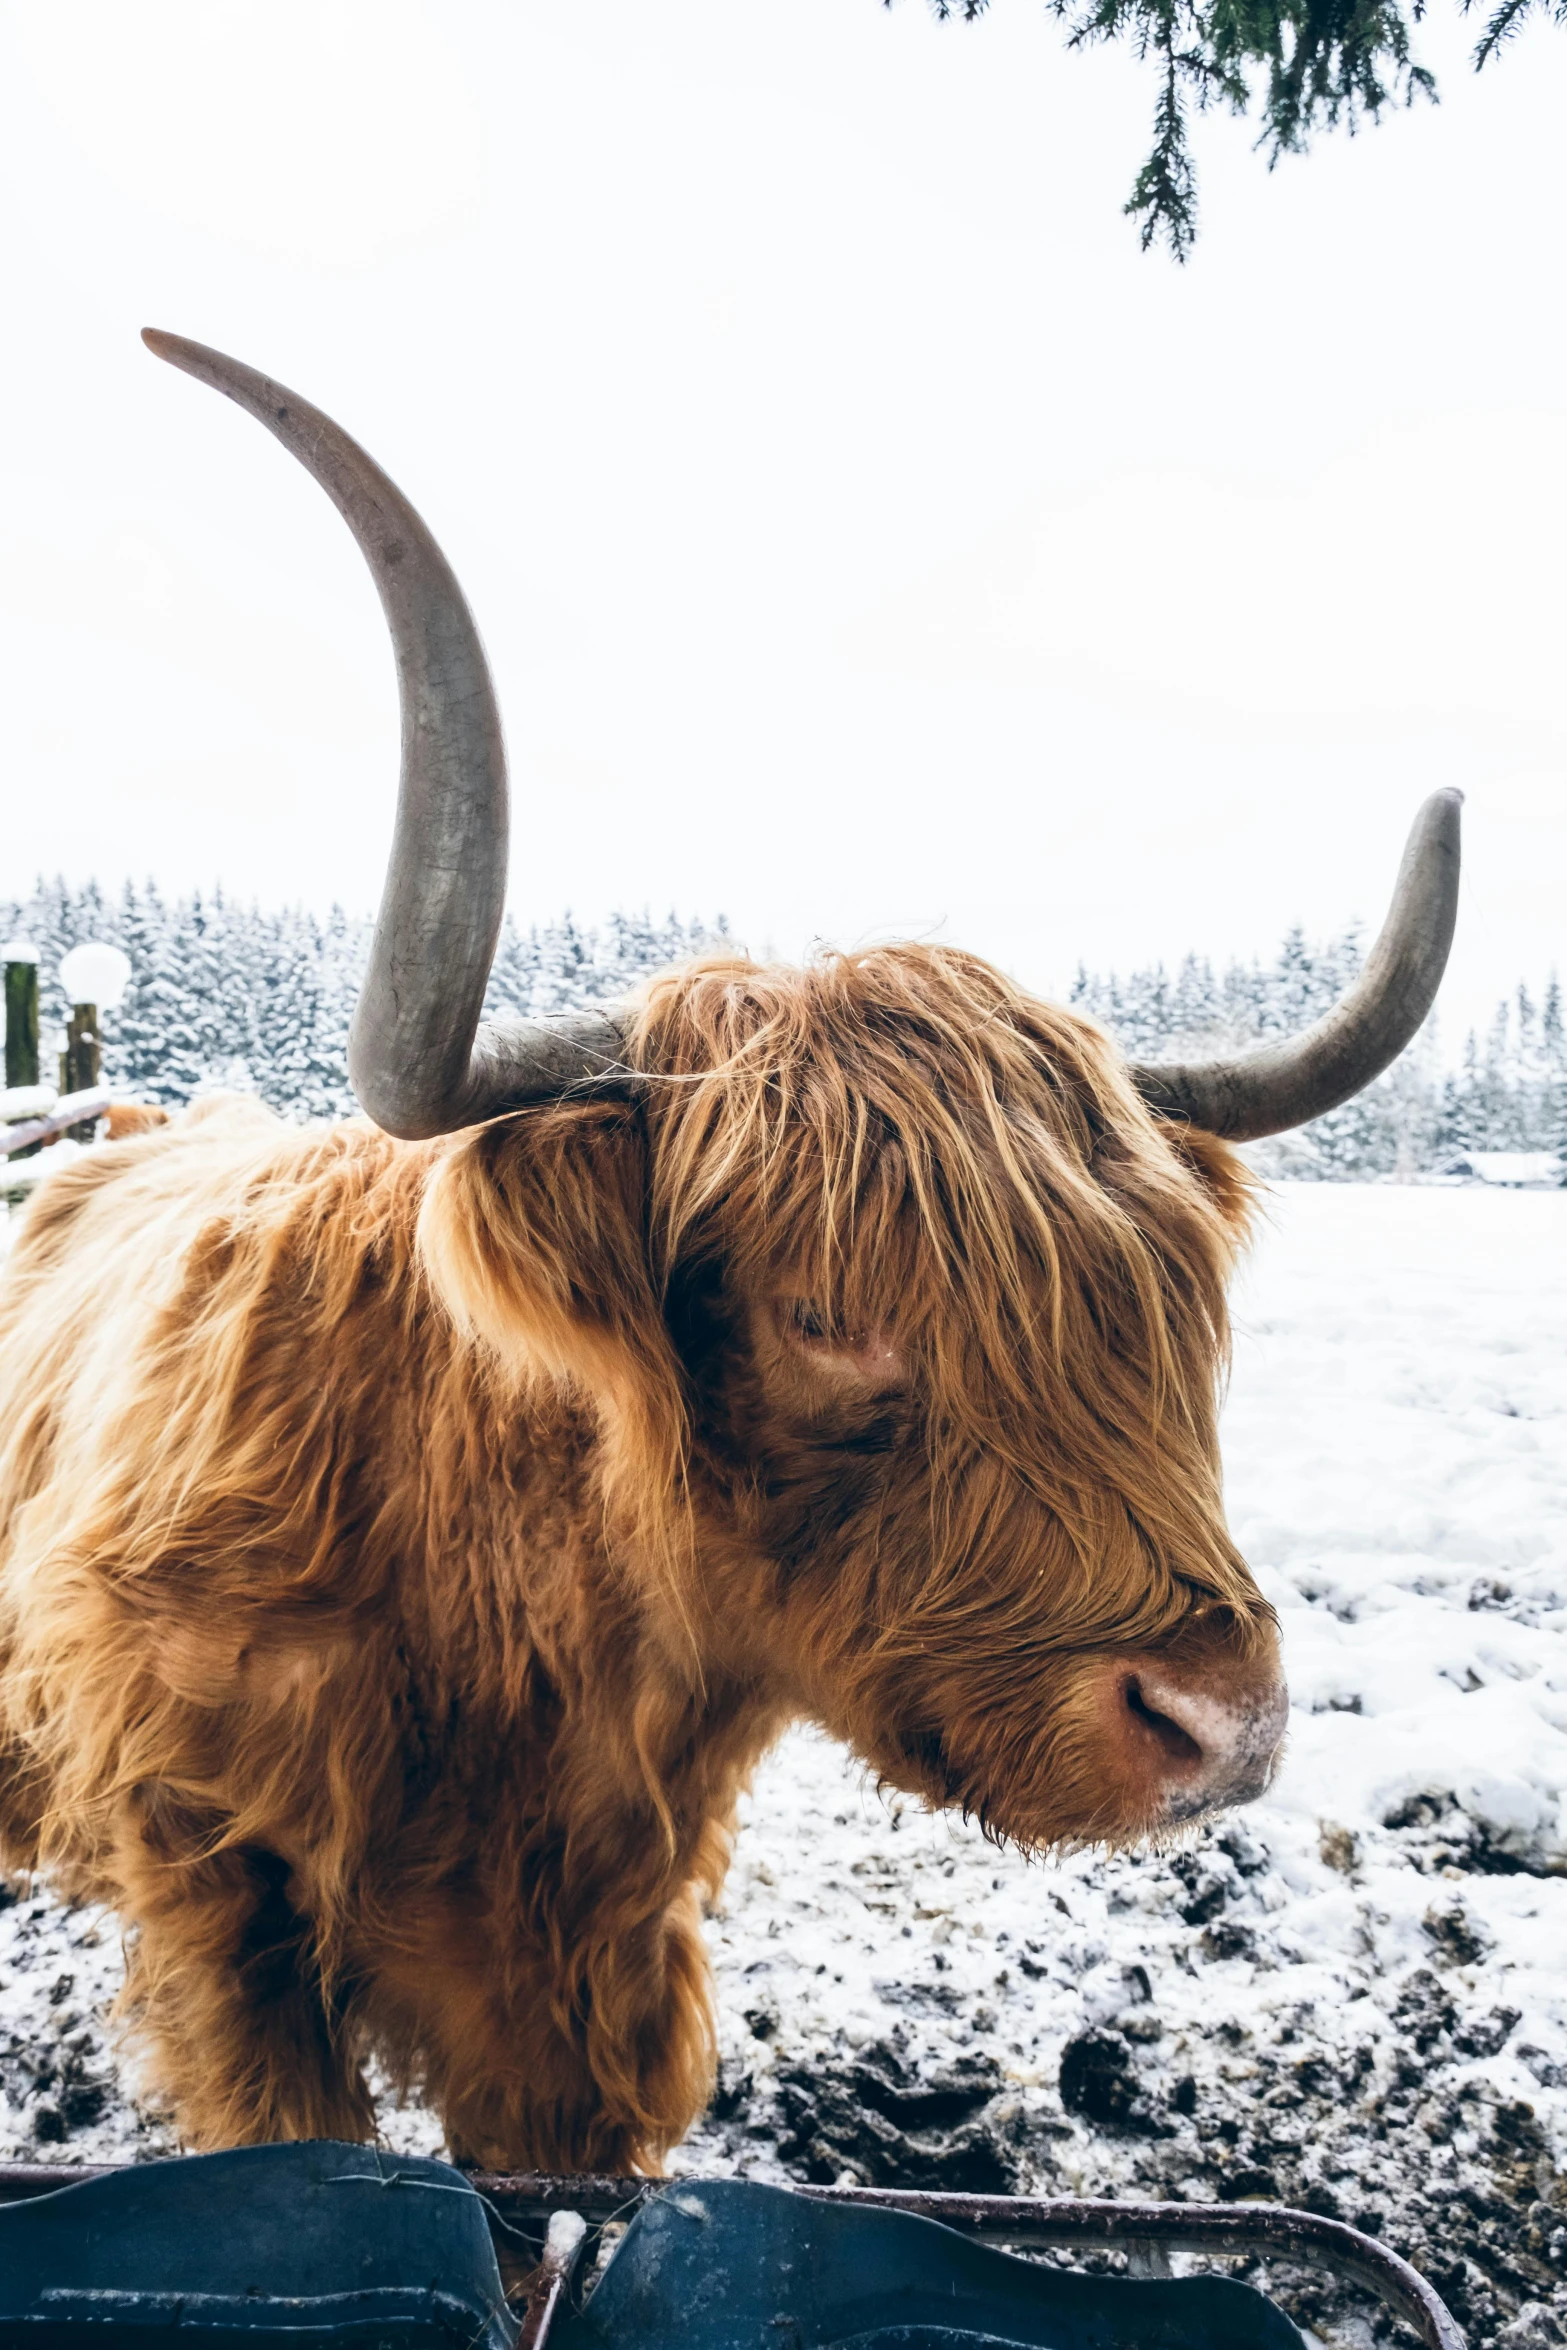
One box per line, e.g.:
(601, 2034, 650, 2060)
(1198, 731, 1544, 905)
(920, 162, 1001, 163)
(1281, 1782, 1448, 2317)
(1126, 44, 1201, 254)
(1466, 0, 1566, 66)
(897, 0, 1557, 252)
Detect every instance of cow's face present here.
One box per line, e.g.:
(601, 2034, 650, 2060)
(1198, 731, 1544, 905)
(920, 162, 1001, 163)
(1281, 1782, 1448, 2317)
(422, 943, 1286, 1853)
(674, 1267, 1284, 1854)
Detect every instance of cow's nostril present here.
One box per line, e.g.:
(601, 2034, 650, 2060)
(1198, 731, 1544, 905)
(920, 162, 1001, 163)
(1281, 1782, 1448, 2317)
(1117, 1661, 1291, 1822)
(1123, 1676, 1203, 1768)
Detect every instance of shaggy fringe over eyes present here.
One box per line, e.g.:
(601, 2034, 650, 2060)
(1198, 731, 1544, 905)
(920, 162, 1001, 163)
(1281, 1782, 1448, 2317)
(633, 945, 1266, 1655)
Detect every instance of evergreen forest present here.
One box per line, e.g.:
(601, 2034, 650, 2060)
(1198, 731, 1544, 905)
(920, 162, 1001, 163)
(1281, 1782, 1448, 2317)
(3, 878, 1561, 1180)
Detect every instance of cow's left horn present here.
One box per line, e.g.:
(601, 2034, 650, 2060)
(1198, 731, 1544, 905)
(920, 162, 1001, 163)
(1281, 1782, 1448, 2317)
(143, 330, 633, 1139)
(1130, 790, 1462, 1141)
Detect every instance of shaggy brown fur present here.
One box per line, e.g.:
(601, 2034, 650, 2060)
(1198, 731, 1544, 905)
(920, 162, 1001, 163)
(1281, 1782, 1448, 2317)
(0, 946, 1275, 2169)
(103, 1102, 171, 1141)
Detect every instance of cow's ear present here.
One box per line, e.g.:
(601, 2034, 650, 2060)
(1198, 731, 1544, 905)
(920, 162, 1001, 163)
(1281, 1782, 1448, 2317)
(418, 1101, 685, 1452)
(1159, 1122, 1257, 1247)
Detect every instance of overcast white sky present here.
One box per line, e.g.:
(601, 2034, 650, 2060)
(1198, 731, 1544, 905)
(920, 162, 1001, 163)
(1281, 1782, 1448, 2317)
(1, 0, 1562, 1043)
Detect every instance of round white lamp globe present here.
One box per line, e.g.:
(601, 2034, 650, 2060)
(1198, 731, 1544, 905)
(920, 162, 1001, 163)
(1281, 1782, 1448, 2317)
(59, 941, 132, 1013)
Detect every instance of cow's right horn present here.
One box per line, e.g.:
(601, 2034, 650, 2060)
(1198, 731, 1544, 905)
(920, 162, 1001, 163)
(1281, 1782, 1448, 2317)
(143, 330, 634, 1139)
(1129, 789, 1462, 1142)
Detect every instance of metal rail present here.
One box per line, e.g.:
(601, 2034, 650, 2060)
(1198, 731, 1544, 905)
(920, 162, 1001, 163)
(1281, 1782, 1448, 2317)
(0, 2161, 1465, 2350)
(467, 2172, 1467, 2350)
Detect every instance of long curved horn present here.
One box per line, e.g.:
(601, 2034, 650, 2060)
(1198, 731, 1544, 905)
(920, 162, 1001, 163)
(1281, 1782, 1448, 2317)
(142, 329, 631, 1139)
(1131, 790, 1462, 1142)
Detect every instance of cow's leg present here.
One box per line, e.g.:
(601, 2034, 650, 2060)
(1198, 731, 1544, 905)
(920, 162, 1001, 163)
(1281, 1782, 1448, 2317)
(370, 1881, 716, 2174)
(117, 1814, 372, 2148)
(0, 1736, 44, 1877)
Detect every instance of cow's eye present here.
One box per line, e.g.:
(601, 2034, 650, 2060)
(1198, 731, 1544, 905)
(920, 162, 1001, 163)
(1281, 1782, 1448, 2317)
(775, 1298, 903, 1391)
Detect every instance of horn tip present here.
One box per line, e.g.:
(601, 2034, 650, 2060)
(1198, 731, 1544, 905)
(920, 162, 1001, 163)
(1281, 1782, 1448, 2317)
(1421, 787, 1464, 851)
(142, 327, 207, 374)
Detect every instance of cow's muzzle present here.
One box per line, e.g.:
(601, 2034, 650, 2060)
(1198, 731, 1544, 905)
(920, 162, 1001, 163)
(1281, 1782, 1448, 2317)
(1114, 1656, 1290, 1824)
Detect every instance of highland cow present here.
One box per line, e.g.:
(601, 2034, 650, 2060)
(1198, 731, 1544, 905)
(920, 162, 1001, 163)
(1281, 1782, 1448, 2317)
(0, 334, 1461, 2174)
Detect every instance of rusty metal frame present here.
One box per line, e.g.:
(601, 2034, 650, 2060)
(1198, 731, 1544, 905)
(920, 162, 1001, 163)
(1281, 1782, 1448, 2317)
(0, 2161, 1465, 2350)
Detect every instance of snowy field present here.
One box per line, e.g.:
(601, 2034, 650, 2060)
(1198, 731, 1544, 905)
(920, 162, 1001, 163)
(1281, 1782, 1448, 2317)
(2, 1183, 1564, 2345)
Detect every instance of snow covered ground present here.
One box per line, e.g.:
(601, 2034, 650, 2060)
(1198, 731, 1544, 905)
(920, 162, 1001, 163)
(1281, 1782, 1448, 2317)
(2, 1183, 1564, 2345)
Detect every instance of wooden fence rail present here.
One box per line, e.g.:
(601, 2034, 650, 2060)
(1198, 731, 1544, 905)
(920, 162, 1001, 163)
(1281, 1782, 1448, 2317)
(2, 1088, 114, 1159)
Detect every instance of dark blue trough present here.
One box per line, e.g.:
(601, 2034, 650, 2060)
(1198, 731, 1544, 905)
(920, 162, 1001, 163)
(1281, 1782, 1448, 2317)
(0, 2146, 1464, 2350)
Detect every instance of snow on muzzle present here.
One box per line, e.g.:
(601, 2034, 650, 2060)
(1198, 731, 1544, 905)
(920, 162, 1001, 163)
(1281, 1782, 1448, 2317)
(1113, 1654, 1290, 1824)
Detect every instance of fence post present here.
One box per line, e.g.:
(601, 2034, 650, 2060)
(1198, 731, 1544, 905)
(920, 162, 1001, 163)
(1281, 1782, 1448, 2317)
(3, 943, 41, 1160)
(56, 943, 132, 1150)
(63, 1004, 100, 1142)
